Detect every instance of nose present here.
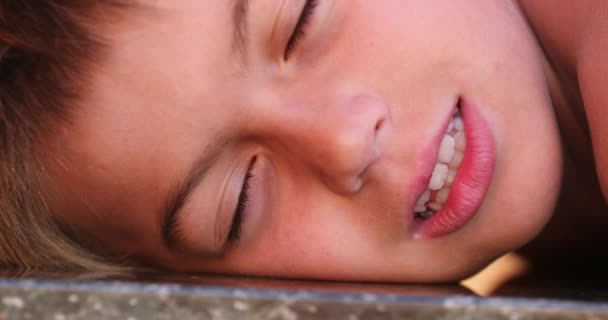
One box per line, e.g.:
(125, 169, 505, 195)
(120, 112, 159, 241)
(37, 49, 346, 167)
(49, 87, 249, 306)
(271, 93, 389, 195)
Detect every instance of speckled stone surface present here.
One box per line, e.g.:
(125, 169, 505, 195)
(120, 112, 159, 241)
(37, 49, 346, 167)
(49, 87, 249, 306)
(0, 273, 607, 319)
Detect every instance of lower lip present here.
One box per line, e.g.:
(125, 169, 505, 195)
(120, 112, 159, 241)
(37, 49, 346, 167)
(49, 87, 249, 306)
(414, 98, 496, 238)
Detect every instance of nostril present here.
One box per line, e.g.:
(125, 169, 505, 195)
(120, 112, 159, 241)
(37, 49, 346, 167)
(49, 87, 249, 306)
(368, 113, 387, 169)
(374, 115, 389, 144)
(375, 118, 384, 133)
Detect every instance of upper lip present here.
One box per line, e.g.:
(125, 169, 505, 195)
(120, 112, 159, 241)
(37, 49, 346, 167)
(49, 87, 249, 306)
(407, 98, 460, 222)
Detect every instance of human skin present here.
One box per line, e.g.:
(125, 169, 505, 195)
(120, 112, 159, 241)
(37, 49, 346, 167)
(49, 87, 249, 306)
(510, 0, 608, 264)
(47, 0, 565, 282)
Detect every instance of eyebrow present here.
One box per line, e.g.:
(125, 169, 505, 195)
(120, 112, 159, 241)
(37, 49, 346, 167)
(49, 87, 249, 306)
(232, 0, 250, 63)
(160, 1, 250, 251)
(161, 142, 225, 251)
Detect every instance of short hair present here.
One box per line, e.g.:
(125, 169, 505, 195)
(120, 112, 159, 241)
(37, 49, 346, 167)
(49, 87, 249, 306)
(0, 0, 131, 271)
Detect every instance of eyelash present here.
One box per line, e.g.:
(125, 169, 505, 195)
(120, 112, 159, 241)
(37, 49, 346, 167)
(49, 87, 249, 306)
(227, 157, 256, 244)
(227, 1, 318, 244)
(284, 0, 319, 60)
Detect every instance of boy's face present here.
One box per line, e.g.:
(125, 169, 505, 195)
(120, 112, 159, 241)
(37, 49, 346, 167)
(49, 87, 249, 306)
(50, 0, 562, 282)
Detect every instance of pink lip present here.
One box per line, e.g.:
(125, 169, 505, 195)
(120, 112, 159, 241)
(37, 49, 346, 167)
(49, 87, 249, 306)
(409, 98, 496, 238)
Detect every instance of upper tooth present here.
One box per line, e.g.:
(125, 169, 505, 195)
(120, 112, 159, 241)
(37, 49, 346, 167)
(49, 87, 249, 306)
(437, 135, 455, 163)
(428, 163, 448, 190)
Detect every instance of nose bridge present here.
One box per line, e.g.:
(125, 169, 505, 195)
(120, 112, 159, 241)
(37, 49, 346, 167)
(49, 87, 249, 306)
(276, 93, 389, 194)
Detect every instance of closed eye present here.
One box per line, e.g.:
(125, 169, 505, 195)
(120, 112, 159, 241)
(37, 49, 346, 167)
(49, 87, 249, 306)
(227, 157, 257, 245)
(284, 0, 318, 60)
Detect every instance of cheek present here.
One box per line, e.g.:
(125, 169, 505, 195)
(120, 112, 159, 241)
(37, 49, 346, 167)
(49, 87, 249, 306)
(482, 111, 562, 249)
(335, 1, 526, 92)
(209, 182, 387, 278)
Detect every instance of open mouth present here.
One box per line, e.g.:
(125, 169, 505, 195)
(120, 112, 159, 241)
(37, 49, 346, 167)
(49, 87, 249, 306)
(412, 98, 496, 237)
(414, 108, 465, 219)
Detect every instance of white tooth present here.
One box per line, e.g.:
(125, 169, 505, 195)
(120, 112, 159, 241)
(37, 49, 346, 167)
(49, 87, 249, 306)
(416, 190, 431, 207)
(428, 163, 448, 190)
(415, 205, 427, 213)
(454, 131, 466, 152)
(453, 116, 464, 130)
(436, 187, 450, 204)
(437, 134, 455, 163)
(449, 151, 464, 169)
(447, 120, 454, 132)
(446, 168, 457, 185)
(427, 202, 443, 212)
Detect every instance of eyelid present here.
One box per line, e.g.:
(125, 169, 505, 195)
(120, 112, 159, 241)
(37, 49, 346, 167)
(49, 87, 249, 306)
(269, 0, 306, 62)
(161, 142, 225, 253)
(284, 0, 318, 59)
(269, 0, 288, 46)
(226, 156, 257, 245)
(215, 158, 252, 248)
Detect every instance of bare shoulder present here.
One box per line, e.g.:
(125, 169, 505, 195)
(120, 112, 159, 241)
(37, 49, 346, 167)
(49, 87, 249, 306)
(577, 2, 608, 201)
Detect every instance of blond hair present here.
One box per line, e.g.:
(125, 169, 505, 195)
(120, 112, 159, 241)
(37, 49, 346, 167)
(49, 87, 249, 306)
(0, 0, 132, 272)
